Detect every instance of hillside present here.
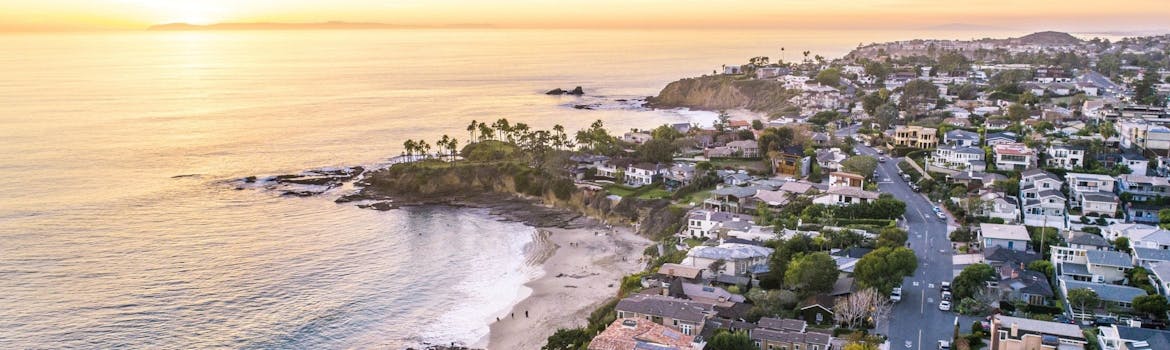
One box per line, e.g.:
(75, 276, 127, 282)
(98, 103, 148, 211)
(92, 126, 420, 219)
(646, 75, 797, 114)
(1016, 31, 1083, 46)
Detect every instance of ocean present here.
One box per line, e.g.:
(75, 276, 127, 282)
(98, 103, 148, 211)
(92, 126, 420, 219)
(0, 28, 1026, 348)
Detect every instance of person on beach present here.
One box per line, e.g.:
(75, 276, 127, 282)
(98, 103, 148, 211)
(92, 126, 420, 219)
(525, 310, 529, 318)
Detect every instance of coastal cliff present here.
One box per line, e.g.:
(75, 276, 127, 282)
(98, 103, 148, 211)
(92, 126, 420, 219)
(348, 161, 685, 239)
(646, 75, 796, 114)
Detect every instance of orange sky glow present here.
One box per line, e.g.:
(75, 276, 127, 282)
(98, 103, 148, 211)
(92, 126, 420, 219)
(2, 0, 1168, 32)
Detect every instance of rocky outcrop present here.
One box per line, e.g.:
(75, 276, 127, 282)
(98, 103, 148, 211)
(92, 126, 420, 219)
(646, 75, 796, 114)
(236, 166, 365, 197)
(546, 86, 585, 96)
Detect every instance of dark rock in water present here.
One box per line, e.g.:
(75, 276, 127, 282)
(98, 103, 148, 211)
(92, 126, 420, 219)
(545, 88, 566, 95)
(361, 201, 396, 211)
(243, 176, 257, 183)
(573, 104, 594, 110)
(547, 86, 584, 96)
(335, 194, 364, 203)
(615, 99, 627, 102)
(235, 187, 244, 190)
(279, 176, 337, 186)
(567, 86, 585, 95)
(282, 190, 319, 197)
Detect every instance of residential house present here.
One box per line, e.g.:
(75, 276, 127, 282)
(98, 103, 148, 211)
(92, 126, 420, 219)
(1118, 175, 1170, 203)
(686, 210, 755, 239)
(657, 263, 705, 283)
(682, 243, 774, 278)
(1052, 232, 1110, 282)
(1065, 172, 1116, 210)
(1119, 121, 1170, 151)
(1020, 169, 1067, 228)
(756, 67, 791, 79)
(626, 163, 662, 187)
(1085, 250, 1134, 283)
(986, 131, 1020, 146)
(772, 146, 808, 177)
(828, 172, 865, 188)
(980, 223, 1032, 252)
(1059, 277, 1147, 313)
(1127, 203, 1164, 225)
(1118, 151, 1149, 176)
(1097, 325, 1170, 350)
(723, 65, 743, 75)
(1046, 144, 1087, 170)
(751, 317, 833, 350)
(893, 125, 939, 149)
(986, 119, 1012, 131)
(978, 192, 1022, 224)
(589, 318, 702, 350)
(597, 162, 621, 179)
(623, 132, 653, 144)
(797, 294, 836, 328)
(728, 120, 751, 131)
(815, 148, 848, 172)
(992, 263, 1054, 305)
(1081, 192, 1121, 218)
(1107, 223, 1166, 244)
(615, 294, 714, 336)
(664, 163, 696, 190)
(929, 144, 986, 173)
(811, 132, 832, 146)
(812, 187, 880, 206)
(1145, 263, 1170, 298)
(945, 129, 981, 147)
(705, 185, 762, 213)
(994, 143, 1037, 171)
(988, 315, 1088, 350)
(726, 140, 760, 158)
(951, 171, 1007, 189)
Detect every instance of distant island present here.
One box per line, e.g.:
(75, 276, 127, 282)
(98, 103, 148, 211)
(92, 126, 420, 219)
(147, 21, 494, 31)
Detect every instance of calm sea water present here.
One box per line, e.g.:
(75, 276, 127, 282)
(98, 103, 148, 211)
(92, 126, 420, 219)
(0, 29, 1024, 349)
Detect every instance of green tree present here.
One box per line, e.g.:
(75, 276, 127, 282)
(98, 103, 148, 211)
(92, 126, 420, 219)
(707, 330, 756, 350)
(637, 138, 679, 164)
(815, 68, 842, 87)
(1159, 208, 1170, 229)
(841, 155, 879, 179)
(1133, 294, 1170, 319)
(875, 102, 900, 130)
(1007, 104, 1030, 123)
(1027, 260, 1055, 280)
(650, 124, 684, 141)
(899, 80, 940, 115)
(808, 111, 841, 128)
(876, 227, 909, 249)
(757, 127, 796, 154)
(953, 83, 979, 100)
(762, 234, 816, 289)
(854, 247, 918, 294)
(1135, 69, 1163, 105)
(1114, 237, 1131, 252)
(542, 328, 591, 350)
(1067, 288, 1100, 320)
(785, 252, 840, 295)
(952, 263, 995, 301)
(752, 119, 765, 131)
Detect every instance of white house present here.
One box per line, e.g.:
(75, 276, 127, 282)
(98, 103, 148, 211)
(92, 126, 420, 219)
(1066, 172, 1116, 211)
(622, 132, 653, 144)
(683, 243, 774, 277)
(686, 209, 755, 239)
(994, 143, 1036, 171)
(985, 131, 1019, 146)
(812, 187, 880, 206)
(1045, 144, 1087, 170)
(944, 129, 981, 147)
(1020, 169, 1067, 229)
(1118, 174, 1170, 202)
(625, 163, 662, 187)
(726, 140, 760, 158)
(929, 145, 986, 173)
(977, 192, 1021, 224)
(979, 223, 1031, 252)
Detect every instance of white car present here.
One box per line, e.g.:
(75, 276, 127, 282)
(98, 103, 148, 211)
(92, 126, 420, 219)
(891, 287, 903, 302)
(938, 300, 952, 311)
(938, 340, 951, 350)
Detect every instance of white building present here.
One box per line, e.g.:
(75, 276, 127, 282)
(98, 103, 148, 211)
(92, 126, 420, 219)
(1045, 144, 1087, 170)
(979, 223, 1031, 252)
(683, 243, 774, 277)
(812, 187, 880, 206)
(994, 143, 1036, 171)
(929, 145, 986, 173)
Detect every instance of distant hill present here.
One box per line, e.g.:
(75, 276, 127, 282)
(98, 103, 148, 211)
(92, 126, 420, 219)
(1015, 31, 1083, 45)
(147, 21, 494, 31)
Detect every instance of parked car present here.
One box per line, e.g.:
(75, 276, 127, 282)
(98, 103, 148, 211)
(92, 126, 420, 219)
(939, 300, 952, 311)
(891, 287, 903, 302)
(1095, 316, 1118, 326)
(937, 340, 951, 350)
(941, 291, 952, 301)
(937, 211, 947, 220)
(879, 157, 888, 163)
(941, 281, 951, 292)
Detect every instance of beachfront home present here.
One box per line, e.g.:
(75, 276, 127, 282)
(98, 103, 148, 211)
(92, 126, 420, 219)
(625, 163, 662, 187)
(686, 209, 754, 239)
(615, 294, 714, 336)
(979, 223, 1031, 252)
(589, 318, 702, 350)
(622, 132, 653, 144)
(682, 243, 773, 278)
(772, 146, 808, 177)
(893, 125, 939, 149)
(726, 140, 760, 158)
(994, 143, 1037, 171)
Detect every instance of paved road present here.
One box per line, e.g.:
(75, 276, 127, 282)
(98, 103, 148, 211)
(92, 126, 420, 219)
(852, 142, 978, 349)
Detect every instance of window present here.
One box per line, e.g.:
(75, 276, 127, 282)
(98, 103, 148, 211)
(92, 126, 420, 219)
(680, 323, 693, 336)
(1000, 331, 1008, 340)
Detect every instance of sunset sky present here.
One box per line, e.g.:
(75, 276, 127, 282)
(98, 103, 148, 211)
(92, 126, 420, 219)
(3, 0, 1169, 32)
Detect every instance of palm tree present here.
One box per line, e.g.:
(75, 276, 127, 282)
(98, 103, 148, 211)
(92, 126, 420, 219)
(436, 135, 450, 161)
(478, 122, 493, 142)
(552, 124, 566, 150)
(447, 138, 459, 161)
(493, 118, 510, 141)
(466, 120, 478, 144)
(403, 139, 416, 159)
(418, 140, 432, 159)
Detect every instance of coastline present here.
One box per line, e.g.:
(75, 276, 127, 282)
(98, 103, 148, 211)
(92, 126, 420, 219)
(477, 223, 650, 349)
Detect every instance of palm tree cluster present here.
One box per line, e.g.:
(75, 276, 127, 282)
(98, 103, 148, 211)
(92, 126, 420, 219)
(402, 135, 459, 161)
(464, 118, 573, 151)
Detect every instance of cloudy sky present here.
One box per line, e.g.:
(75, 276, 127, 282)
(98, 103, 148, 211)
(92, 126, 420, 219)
(3, 0, 1168, 32)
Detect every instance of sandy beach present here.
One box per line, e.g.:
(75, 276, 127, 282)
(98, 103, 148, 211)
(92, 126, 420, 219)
(478, 223, 650, 350)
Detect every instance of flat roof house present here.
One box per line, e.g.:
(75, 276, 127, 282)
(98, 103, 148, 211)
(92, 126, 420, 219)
(980, 223, 1032, 252)
(894, 125, 939, 149)
(994, 143, 1037, 171)
(989, 314, 1087, 350)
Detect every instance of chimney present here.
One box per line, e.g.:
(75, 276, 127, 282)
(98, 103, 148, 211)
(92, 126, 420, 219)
(1010, 322, 1018, 338)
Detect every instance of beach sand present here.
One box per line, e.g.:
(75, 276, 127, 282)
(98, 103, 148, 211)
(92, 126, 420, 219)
(479, 224, 650, 350)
